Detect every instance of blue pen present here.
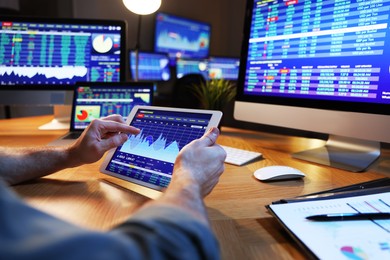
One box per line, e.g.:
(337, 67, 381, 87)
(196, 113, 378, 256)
(306, 212, 390, 221)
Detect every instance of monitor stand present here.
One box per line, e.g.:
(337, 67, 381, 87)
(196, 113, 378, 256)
(38, 105, 71, 130)
(292, 135, 381, 172)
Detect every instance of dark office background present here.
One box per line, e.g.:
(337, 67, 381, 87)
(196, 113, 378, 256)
(0, 0, 245, 118)
(0, 0, 323, 138)
(4, 0, 245, 60)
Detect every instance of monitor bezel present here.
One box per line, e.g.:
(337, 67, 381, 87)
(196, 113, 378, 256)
(0, 15, 127, 91)
(235, 0, 390, 116)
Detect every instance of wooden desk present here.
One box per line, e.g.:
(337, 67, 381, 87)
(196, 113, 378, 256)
(1, 115, 390, 259)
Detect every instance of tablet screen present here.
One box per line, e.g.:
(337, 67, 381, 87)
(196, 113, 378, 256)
(101, 106, 221, 191)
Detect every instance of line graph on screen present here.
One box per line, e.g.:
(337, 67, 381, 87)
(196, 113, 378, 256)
(120, 119, 206, 163)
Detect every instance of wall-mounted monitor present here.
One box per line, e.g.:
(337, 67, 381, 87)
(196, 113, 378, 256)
(234, 0, 390, 172)
(0, 16, 126, 89)
(154, 12, 211, 65)
(129, 50, 170, 81)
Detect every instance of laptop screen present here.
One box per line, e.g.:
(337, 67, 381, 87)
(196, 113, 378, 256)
(72, 82, 154, 130)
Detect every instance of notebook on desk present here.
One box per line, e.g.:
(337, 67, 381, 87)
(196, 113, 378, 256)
(48, 82, 154, 146)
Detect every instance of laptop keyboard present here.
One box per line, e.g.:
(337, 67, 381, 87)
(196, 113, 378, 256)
(63, 132, 82, 139)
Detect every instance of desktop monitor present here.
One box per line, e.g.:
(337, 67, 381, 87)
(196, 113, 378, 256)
(154, 12, 211, 65)
(129, 50, 170, 81)
(176, 58, 208, 79)
(234, 0, 390, 172)
(0, 16, 127, 128)
(208, 56, 240, 80)
(176, 57, 240, 81)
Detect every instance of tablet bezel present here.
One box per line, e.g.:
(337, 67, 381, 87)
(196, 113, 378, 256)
(100, 105, 223, 192)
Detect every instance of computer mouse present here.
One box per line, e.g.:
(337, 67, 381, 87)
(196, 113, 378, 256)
(253, 166, 305, 181)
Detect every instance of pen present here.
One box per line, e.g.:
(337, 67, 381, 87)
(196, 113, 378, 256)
(306, 212, 390, 221)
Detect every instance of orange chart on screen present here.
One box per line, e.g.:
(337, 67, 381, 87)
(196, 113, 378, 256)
(76, 110, 88, 121)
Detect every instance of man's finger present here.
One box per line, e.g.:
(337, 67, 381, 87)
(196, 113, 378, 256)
(197, 127, 219, 147)
(100, 133, 129, 150)
(101, 114, 126, 123)
(97, 120, 140, 135)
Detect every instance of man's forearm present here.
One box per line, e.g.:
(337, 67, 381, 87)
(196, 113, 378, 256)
(0, 146, 79, 185)
(114, 205, 220, 260)
(146, 174, 210, 227)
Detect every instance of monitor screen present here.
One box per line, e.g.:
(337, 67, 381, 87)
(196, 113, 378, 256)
(0, 16, 126, 89)
(129, 50, 170, 81)
(176, 57, 240, 80)
(208, 56, 240, 80)
(154, 12, 211, 65)
(176, 58, 208, 79)
(234, 0, 390, 172)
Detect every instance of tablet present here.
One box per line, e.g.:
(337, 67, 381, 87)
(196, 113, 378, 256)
(100, 105, 223, 192)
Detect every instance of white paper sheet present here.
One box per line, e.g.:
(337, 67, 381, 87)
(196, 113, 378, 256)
(268, 192, 390, 259)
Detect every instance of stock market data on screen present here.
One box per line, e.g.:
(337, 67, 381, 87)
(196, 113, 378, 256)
(0, 18, 124, 86)
(176, 58, 208, 79)
(73, 85, 153, 129)
(129, 51, 171, 81)
(243, 0, 390, 105)
(208, 57, 240, 80)
(176, 57, 240, 80)
(105, 109, 212, 188)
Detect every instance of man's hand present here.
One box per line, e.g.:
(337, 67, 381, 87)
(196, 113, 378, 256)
(141, 127, 226, 226)
(171, 127, 226, 197)
(69, 114, 140, 165)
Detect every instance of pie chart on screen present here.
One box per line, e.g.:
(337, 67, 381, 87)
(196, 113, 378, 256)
(92, 34, 113, 53)
(77, 110, 88, 121)
(340, 246, 368, 260)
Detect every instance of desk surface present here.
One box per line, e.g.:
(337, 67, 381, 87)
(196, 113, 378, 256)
(1, 115, 389, 259)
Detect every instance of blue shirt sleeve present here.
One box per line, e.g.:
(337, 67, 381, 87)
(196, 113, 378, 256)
(0, 182, 220, 260)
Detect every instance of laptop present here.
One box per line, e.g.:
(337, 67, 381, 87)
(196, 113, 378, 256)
(48, 82, 154, 146)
